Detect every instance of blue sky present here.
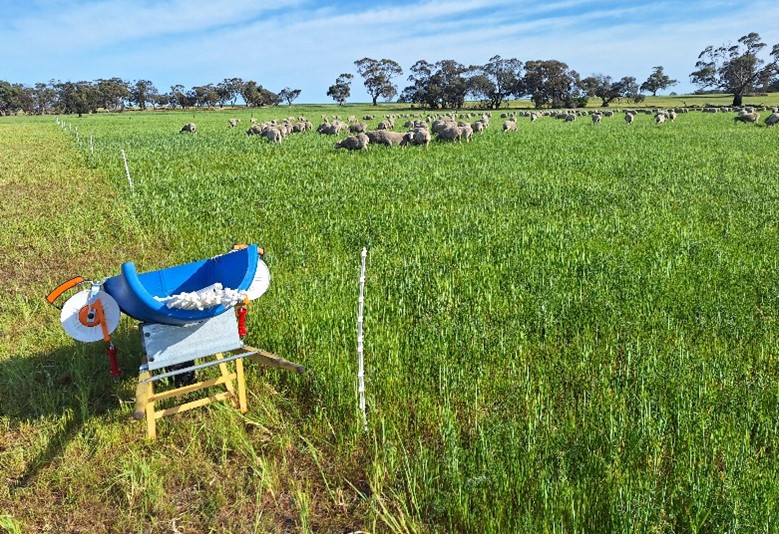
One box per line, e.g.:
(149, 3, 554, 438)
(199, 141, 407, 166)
(1, 0, 778, 103)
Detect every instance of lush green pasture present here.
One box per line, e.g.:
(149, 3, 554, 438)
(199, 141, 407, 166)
(2, 104, 779, 532)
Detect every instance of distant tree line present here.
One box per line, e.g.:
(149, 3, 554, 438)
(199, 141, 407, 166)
(1, 32, 776, 115)
(325, 56, 671, 110)
(0, 77, 302, 116)
(329, 32, 777, 109)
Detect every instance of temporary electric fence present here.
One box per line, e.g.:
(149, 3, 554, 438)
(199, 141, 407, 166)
(357, 247, 368, 432)
(120, 149, 134, 193)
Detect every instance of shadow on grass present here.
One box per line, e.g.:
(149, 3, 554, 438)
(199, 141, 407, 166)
(0, 325, 144, 491)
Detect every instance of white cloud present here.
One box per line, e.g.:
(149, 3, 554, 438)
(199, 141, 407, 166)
(2, 0, 779, 102)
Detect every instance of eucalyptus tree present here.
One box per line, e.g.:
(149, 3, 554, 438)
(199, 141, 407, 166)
(129, 80, 158, 111)
(523, 60, 583, 109)
(469, 55, 524, 109)
(278, 87, 302, 106)
(216, 77, 244, 107)
(581, 74, 642, 107)
(354, 57, 403, 106)
(401, 59, 472, 109)
(640, 66, 678, 96)
(327, 73, 354, 105)
(691, 32, 779, 106)
(95, 77, 129, 111)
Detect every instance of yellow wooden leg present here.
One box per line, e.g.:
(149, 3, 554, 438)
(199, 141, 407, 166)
(236, 357, 248, 413)
(146, 389, 157, 440)
(134, 370, 153, 421)
(215, 353, 239, 408)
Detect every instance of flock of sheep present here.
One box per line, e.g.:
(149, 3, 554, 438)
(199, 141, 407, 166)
(177, 105, 779, 150)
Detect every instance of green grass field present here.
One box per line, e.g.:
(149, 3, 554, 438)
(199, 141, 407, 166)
(2, 98, 779, 532)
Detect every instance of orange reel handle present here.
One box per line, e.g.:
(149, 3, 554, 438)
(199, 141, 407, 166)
(46, 276, 86, 307)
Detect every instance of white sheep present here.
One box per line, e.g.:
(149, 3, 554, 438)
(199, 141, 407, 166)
(335, 133, 370, 150)
(263, 127, 283, 143)
(365, 130, 406, 146)
(734, 111, 760, 124)
(180, 122, 197, 133)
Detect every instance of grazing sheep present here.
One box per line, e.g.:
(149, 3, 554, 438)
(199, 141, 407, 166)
(180, 122, 197, 133)
(765, 113, 779, 127)
(624, 113, 635, 124)
(436, 124, 471, 142)
(655, 112, 666, 125)
(317, 121, 347, 135)
(365, 130, 407, 146)
(591, 113, 602, 124)
(472, 120, 486, 133)
(502, 119, 517, 132)
(459, 123, 473, 142)
(407, 128, 431, 146)
(228, 118, 240, 128)
(431, 120, 453, 135)
(349, 122, 367, 133)
(335, 133, 370, 150)
(564, 113, 576, 122)
(734, 111, 760, 124)
(263, 127, 283, 143)
(246, 124, 263, 136)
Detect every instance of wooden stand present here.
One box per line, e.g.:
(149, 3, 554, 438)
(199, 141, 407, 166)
(131, 310, 305, 440)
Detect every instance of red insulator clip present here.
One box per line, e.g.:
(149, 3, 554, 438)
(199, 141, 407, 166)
(106, 342, 121, 378)
(237, 306, 248, 337)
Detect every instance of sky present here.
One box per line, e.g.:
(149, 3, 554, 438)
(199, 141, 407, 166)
(1, 0, 779, 104)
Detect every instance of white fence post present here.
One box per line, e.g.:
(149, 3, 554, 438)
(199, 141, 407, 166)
(357, 247, 368, 432)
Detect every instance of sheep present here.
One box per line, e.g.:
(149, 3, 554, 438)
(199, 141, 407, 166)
(180, 122, 197, 133)
(529, 112, 539, 122)
(591, 113, 602, 124)
(365, 130, 407, 146)
(263, 127, 283, 143)
(407, 128, 431, 146)
(349, 122, 367, 133)
(431, 119, 453, 134)
(228, 118, 240, 128)
(335, 133, 370, 150)
(250, 118, 258, 123)
(734, 111, 760, 124)
(472, 120, 486, 133)
(624, 112, 635, 124)
(564, 113, 576, 122)
(317, 121, 347, 135)
(246, 124, 263, 136)
(459, 123, 474, 142)
(502, 119, 517, 132)
(655, 112, 666, 125)
(436, 124, 471, 142)
(765, 113, 779, 127)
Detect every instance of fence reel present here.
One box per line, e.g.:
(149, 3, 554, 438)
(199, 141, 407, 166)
(47, 277, 121, 342)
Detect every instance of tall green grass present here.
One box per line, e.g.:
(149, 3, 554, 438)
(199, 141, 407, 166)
(3, 104, 779, 531)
